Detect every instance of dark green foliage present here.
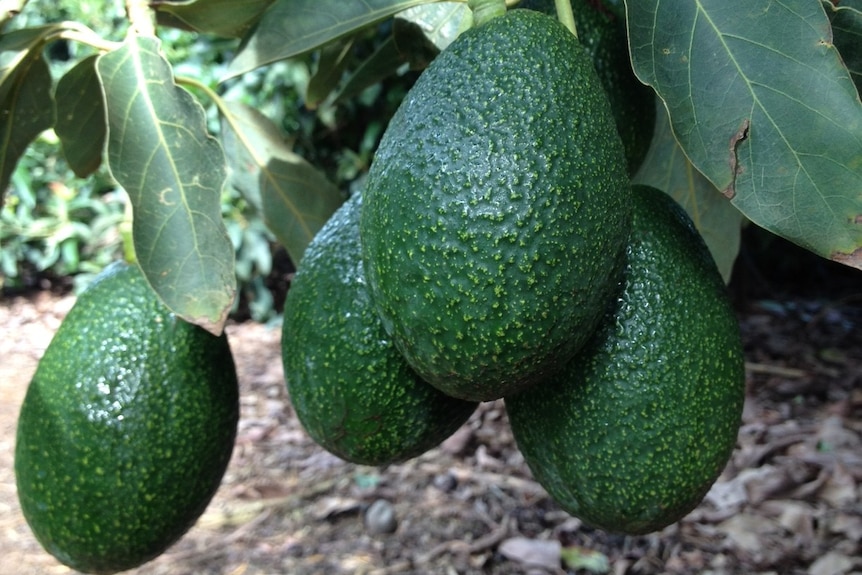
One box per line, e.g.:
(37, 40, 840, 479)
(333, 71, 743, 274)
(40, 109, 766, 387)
(282, 193, 477, 466)
(15, 262, 239, 574)
(360, 9, 631, 402)
(506, 185, 745, 535)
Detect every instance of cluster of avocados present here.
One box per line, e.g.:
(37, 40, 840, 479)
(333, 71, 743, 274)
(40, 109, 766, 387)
(283, 6, 745, 535)
(14, 5, 746, 574)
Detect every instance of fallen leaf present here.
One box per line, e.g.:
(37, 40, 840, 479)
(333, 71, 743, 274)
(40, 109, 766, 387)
(775, 501, 816, 542)
(439, 425, 473, 456)
(498, 537, 561, 570)
(718, 513, 780, 553)
(312, 496, 361, 520)
(816, 415, 861, 451)
(560, 545, 611, 574)
(818, 460, 858, 508)
(829, 513, 862, 541)
(808, 550, 853, 575)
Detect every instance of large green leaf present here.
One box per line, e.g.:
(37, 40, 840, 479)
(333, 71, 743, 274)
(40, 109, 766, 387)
(220, 101, 343, 265)
(628, 0, 862, 270)
(0, 26, 56, 206)
(54, 55, 106, 178)
(825, 0, 862, 92)
(152, 0, 275, 38)
(97, 35, 236, 335)
(224, 0, 438, 79)
(634, 102, 744, 282)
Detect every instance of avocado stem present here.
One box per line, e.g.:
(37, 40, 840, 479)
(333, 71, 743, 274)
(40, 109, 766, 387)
(554, 0, 578, 38)
(468, 0, 507, 27)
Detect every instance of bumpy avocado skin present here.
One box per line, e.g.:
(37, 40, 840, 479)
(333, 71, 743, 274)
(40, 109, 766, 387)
(360, 10, 631, 402)
(282, 193, 477, 466)
(506, 185, 745, 535)
(15, 262, 239, 574)
(522, 0, 656, 174)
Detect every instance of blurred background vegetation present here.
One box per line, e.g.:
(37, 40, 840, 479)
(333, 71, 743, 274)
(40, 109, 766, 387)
(0, 0, 418, 321)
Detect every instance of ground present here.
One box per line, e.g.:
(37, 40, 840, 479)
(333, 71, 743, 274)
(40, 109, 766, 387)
(1, 276, 861, 575)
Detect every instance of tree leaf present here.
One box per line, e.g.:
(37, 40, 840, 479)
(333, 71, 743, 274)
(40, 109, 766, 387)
(825, 0, 862, 92)
(332, 3, 468, 104)
(633, 102, 744, 282)
(332, 34, 406, 104)
(628, 0, 862, 270)
(152, 0, 275, 38)
(0, 26, 56, 207)
(97, 34, 236, 335)
(305, 37, 355, 109)
(395, 1, 470, 52)
(54, 54, 106, 178)
(224, 0, 437, 79)
(220, 101, 343, 265)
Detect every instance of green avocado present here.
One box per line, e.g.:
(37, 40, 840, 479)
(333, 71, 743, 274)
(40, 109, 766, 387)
(505, 185, 745, 535)
(15, 262, 239, 574)
(282, 193, 477, 466)
(360, 9, 631, 402)
(521, 0, 656, 174)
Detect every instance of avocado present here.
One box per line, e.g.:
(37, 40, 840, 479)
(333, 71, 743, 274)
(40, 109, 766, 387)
(360, 9, 631, 402)
(521, 0, 656, 174)
(282, 193, 477, 466)
(505, 185, 745, 535)
(15, 262, 239, 574)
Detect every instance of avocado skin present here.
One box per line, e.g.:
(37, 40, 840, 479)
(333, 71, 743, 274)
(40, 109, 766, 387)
(282, 193, 477, 466)
(360, 9, 631, 402)
(15, 262, 239, 574)
(521, 0, 656, 174)
(505, 185, 745, 535)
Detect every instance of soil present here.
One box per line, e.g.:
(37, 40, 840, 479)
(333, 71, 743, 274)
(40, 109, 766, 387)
(1, 248, 861, 575)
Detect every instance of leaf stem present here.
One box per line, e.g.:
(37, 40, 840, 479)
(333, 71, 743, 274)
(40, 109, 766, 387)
(52, 21, 122, 53)
(468, 0, 507, 27)
(125, 0, 155, 37)
(554, 0, 578, 38)
(176, 75, 230, 120)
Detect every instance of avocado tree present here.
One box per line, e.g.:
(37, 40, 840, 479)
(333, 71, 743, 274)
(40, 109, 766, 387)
(1, 0, 860, 334)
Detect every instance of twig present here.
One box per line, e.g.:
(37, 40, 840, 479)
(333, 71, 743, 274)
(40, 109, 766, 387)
(165, 509, 274, 563)
(196, 477, 340, 529)
(417, 461, 546, 497)
(416, 514, 513, 564)
(745, 361, 807, 379)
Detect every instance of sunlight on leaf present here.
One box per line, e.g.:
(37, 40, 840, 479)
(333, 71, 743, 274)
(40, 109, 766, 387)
(628, 0, 862, 270)
(224, 0, 437, 79)
(220, 101, 343, 265)
(97, 34, 236, 335)
(396, 2, 471, 52)
(634, 102, 744, 282)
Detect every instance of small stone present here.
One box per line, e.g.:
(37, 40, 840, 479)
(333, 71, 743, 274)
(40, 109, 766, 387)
(364, 499, 398, 535)
(433, 473, 458, 492)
